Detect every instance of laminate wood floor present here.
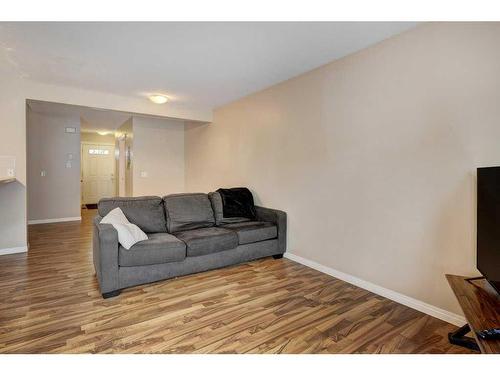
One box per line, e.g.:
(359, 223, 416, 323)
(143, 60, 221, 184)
(0, 209, 472, 354)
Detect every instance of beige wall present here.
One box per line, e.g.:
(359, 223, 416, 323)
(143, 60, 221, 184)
(186, 23, 500, 315)
(133, 116, 185, 196)
(114, 116, 185, 197)
(27, 109, 81, 221)
(0, 69, 26, 250)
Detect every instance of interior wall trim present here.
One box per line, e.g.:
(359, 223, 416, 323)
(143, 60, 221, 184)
(284, 252, 466, 327)
(28, 216, 82, 225)
(0, 245, 28, 256)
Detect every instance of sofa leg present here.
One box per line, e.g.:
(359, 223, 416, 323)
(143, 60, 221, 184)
(273, 254, 284, 259)
(102, 290, 121, 299)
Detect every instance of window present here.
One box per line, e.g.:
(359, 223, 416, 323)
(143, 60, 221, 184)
(88, 149, 109, 155)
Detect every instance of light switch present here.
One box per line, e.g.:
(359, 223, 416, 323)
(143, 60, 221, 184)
(140, 171, 148, 178)
(40, 170, 47, 177)
(67, 153, 73, 160)
(65, 161, 72, 169)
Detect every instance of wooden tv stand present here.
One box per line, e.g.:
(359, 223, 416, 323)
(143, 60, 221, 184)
(446, 274, 500, 353)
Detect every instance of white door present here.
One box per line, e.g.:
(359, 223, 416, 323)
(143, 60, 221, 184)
(81, 143, 116, 204)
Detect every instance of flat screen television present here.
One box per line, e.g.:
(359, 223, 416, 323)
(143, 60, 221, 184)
(477, 166, 500, 293)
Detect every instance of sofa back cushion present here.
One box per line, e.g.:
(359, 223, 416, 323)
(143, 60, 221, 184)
(98, 196, 167, 233)
(163, 193, 215, 233)
(208, 191, 252, 226)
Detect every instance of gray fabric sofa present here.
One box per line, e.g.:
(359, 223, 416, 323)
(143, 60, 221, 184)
(93, 192, 286, 298)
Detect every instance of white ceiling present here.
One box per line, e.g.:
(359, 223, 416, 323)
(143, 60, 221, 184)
(2, 22, 418, 111)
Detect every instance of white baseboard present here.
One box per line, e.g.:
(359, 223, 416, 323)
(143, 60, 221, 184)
(28, 216, 81, 225)
(284, 252, 466, 327)
(0, 246, 28, 256)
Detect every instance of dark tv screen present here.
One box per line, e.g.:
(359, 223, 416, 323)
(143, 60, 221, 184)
(477, 167, 500, 293)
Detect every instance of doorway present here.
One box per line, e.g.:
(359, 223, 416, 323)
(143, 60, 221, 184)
(81, 141, 116, 205)
(26, 99, 132, 225)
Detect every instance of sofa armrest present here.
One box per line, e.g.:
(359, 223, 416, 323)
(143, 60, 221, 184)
(255, 206, 287, 253)
(92, 215, 120, 294)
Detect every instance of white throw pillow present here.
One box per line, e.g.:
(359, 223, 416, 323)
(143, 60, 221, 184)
(110, 223, 148, 250)
(100, 207, 129, 225)
(100, 207, 148, 250)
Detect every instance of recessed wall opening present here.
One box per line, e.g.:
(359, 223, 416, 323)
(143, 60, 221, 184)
(26, 100, 186, 225)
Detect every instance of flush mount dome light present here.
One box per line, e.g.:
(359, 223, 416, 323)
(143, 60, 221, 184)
(149, 94, 169, 104)
(97, 131, 110, 136)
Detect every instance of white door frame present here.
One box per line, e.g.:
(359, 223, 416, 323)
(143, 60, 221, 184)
(81, 141, 116, 205)
(118, 137, 126, 197)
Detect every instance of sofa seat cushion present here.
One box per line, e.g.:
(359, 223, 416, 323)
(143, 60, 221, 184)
(221, 221, 277, 245)
(119, 233, 186, 267)
(175, 227, 238, 257)
(98, 196, 167, 233)
(163, 193, 215, 233)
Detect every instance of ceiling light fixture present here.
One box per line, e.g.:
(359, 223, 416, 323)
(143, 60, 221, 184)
(149, 94, 169, 104)
(97, 131, 110, 136)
